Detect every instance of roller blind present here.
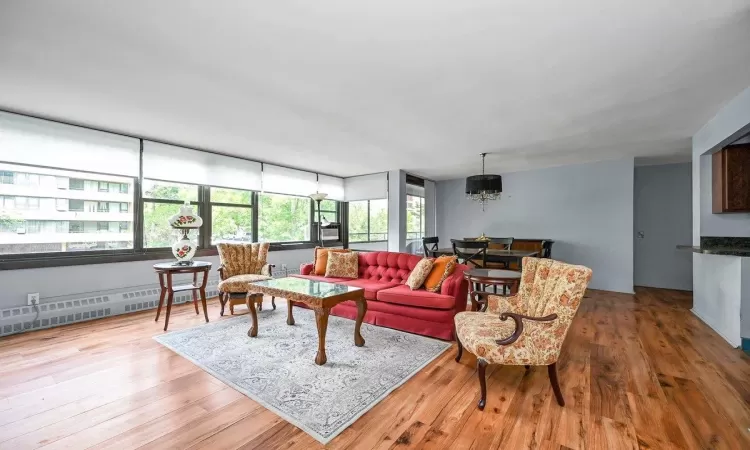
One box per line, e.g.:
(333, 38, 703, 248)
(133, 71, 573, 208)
(262, 164, 317, 196)
(142, 141, 262, 191)
(344, 172, 388, 201)
(318, 174, 345, 201)
(406, 183, 425, 197)
(0, 111, 140, 176)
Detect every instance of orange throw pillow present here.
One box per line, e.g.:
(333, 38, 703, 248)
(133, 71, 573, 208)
(424, 256, 458, 292)
(313, 247, 350, 275)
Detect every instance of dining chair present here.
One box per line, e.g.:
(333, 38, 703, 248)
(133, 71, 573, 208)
(451, 239, 488, 268)
(488, 237, 514, 249)
(422, 236, 440, 258)
(540, 240, 553, 258)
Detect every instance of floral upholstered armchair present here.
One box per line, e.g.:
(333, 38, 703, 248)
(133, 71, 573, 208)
(217, 243, 275, 315)
(454, 257, 592, 410)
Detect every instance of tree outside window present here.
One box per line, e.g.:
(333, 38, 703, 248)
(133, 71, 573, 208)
(142, 179, 199, 248)
(211, 187, 253, 244)
(348, 199, 388, 242)
(258, 193, 311, 242)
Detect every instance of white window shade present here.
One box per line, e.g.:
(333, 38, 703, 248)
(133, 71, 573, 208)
(262, 164, 317, 196)
(344, 172, 388, 201)
(318, 174, 345, 201)
(142, 141, 262, 191)
(0, 111, 139, 177)
(406, 183, 425, 197)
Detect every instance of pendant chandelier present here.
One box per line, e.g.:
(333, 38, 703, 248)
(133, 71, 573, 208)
(465, 153, 502, 211)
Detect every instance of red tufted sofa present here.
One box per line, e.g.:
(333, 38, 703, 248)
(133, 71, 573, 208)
(293, 251, 469, 340)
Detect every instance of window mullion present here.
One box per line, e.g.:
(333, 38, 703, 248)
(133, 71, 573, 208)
(252, 191, 259, 243)
(199, 185, 210, 248)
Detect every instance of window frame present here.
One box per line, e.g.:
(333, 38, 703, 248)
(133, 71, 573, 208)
(348, 199, 388, 243)
(0, 113, 350, 269)
(141, 178, 204, 251)
(207, 187, 255, 247)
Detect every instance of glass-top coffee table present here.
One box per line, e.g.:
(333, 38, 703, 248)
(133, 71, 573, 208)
(245, 277, 367, 365)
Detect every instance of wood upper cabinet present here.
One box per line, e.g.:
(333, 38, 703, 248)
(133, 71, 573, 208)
(712, 145, 750, 213)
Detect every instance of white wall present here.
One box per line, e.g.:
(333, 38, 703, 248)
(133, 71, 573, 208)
(350, 241, 388, 252)
(691, 85, 750, 347)
(633, 163, 693, 290)
(436, 158, 635, 293)
(0, 248, 313, 309)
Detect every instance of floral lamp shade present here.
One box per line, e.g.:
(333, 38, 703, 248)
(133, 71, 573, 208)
(168, 202, 202, 265)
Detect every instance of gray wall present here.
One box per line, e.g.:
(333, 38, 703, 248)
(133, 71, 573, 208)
(437, 158, 634, 293)
(633, 163, 693, 290)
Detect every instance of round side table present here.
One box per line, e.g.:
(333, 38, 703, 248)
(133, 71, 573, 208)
(153, 261, 212, 331)
(463, 268, 521, 312)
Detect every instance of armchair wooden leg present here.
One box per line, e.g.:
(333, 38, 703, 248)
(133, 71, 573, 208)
(548, 363, 565, 406)
(218, 292, 225, 316)
(229, 301, 234, 315)
(271, 296, 276, 310)
(524, 365, 530, 371)
(477, 359, 488, 410)
(455, 335, 464, 362)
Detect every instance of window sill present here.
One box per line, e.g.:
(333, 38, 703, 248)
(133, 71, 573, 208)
(0, 242, 335, 270)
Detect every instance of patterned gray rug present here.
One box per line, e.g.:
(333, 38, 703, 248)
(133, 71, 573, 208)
(154, 302, 451, 444)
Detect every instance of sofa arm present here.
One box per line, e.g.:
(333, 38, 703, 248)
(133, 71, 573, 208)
(300, 263, 314, 275)
(440, 265, 469, 312)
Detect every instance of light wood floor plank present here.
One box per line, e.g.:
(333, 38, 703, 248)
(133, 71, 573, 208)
(0, 288, 747, 449)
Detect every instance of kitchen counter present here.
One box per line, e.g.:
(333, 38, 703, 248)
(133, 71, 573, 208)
(677, 236, 750, 257)
(677, 245, 750, 257)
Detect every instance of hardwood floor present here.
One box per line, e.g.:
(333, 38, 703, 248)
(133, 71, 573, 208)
(0, 287, 749, 449)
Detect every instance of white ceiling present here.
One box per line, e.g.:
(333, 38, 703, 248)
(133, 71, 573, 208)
(1, 1, 749, 180)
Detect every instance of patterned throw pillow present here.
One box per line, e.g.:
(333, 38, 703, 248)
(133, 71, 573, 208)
(406, 258, 434, 290)
(313, 247, 350, 275)
(423, 255, 458, 292)
(325, 251, 359, 278)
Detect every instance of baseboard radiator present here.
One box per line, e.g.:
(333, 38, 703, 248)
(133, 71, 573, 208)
(0, 268, 300, 337)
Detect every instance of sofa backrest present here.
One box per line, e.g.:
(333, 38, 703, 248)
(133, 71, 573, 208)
(357, 251, 423, 283)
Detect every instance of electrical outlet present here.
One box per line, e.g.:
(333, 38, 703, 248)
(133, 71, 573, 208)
(27, 293, 40, 306)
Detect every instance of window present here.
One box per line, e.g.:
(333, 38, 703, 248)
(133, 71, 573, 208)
(14, 197, 38, 210)
(210, 187, 253, 244)
(69, 178, 84, 190)
(97, 202, 109, 212)
(97, 221, 110, 232)
(69, 199, 84, 212)
(69, 221, 84, 233)
(24, 220, 42, 234)
(119, 183, 129, 194)
(56, 199, 68, 211)
(348, 199, 388, 242)
(406, 195, 425, 241)
(119, 222, 130, 233)
(55, 221, 67, 233)
(0, 171, 13, 184)
(142, 179, 200, 248)
(258, 193, 311, 242)
(98, 181, 109, 192)
(119, 202, 129, 213)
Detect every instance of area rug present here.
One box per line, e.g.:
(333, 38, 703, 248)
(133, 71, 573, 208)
(153, 302, 451, 444)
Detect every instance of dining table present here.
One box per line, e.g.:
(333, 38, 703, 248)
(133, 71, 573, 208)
(434, 248, 538, 267)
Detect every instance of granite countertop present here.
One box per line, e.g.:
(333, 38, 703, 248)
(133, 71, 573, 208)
(676, 245, 750, 256)
(677, 237, 750, 256)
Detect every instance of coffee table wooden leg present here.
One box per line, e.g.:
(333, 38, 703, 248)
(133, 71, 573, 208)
(246, 295, 258, 337)
(286, 300, 295, 325)
(354, 298, 366, 347)
(314, 307, 330, 365)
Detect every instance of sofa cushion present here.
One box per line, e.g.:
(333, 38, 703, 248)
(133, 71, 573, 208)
(424, 255, 458, 292)
(357, 251, 423, 283)
(326, 251, 359, 278)
(313, 247, 350, 275)
(338, 279, 402, 300)
(377, 285, 457, 310)
(405, 258, 433, 290)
